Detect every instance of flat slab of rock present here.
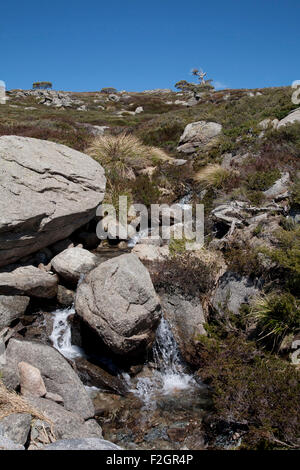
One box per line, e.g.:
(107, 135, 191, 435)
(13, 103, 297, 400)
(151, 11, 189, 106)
(0, 436, 25, 450)
(177, 121, 222, 154)
(0, 413, 32, 446)
(277, 108, 300, 128)
(25, 396, 102, 440)
(0, 266, 58, 298)
(0, 136, 106, 268)
(44, 437, 121, 450)
(75, 253, 161, 356)
(5, 338, 94, 419)
(51, 247, 99, 283)
(0, 294, 30, 328)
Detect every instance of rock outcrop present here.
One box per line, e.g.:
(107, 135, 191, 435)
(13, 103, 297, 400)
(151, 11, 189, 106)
(211, 271, 262, 317)
(75, 253, 161, 356)
(277, 108, 300, 128)
(0, 136, 106, 268)
(177, 121, 222, 154)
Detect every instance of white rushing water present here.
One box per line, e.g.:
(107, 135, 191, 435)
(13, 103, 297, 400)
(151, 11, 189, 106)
(129, 317, 196, 409)
(50, 306, 86, 360)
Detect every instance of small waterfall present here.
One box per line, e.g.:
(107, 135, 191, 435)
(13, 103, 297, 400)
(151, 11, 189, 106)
(130, 317, 196, 408)
(127, 228, 150, 248)
(50, 306, 85, 360)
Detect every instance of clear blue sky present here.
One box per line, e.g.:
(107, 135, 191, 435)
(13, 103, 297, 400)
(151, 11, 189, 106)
(1, 0, 299, 92)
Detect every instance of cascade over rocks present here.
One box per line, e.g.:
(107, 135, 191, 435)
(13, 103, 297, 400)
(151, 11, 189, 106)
(161, 292, 206, 366)
(0, 136, 106, 268)
(75, 253, 161, 357)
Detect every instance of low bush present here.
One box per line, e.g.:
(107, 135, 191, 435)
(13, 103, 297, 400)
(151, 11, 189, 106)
(146, 251, 220, 298)
(198, 335, 300, 449)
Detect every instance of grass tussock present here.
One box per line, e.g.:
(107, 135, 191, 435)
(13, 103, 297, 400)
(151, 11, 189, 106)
(0, 380, 51, 424)
(87, 133, 172, 179)
(250, 292, 300, 350)
(194, 164, 234, 190)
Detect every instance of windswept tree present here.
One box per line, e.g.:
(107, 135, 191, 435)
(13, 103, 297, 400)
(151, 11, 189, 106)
(175, 68, 214, 94)
(32, 81, 53, 90)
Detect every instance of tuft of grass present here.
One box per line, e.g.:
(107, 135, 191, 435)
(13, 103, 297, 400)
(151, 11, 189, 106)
(250, 292, 300, 350)
(0, 380, 52, 425)
(194, 164, 234, 190)
(87, 133, 171, 179)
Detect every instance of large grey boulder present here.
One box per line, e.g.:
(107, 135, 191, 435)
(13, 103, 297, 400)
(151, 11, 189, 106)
(0, 136, 106, 268)
(44, 437, 121, 450)
(0, 295, 30, 328)
(51, 247, 99, 284)
(5, 338, 94, 419)
(25, 396, 102, 440)
(0, 413, 32, 446)
(75, 253, 161, 356)
(161, 292, 206, 365)
(277, 108, 300, 128)
(177, 121, 222, 154)
(211, 271, 262, 317)
(0, 266, 58, 298)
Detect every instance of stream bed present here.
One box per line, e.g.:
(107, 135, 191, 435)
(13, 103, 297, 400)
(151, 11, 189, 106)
(49, 306, 211, 450)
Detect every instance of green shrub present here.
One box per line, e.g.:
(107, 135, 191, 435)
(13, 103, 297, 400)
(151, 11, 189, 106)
(246, 169, 281, 191)
(198, 335, 300, 449)
(130, 174, 161, 207)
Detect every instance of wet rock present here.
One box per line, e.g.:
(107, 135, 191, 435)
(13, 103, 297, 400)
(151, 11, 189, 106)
(0, 266, 58, 299)
(44, 437, 121, 450)
(0, 413, 32, 446)
(177, 121, 222, 154)
(5, 338, 94, 419)
(0, 295, 30, 328)
(75, 253, 161, 357)
(18, 361, 47, 398)
(0, 136, 106, 268)
(77, 231, 99, 249)
(51, 247, 99, 284)
(161, 292, 206, 365)
(57, 285, 75, 307)
(75, 357, 128, 395)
